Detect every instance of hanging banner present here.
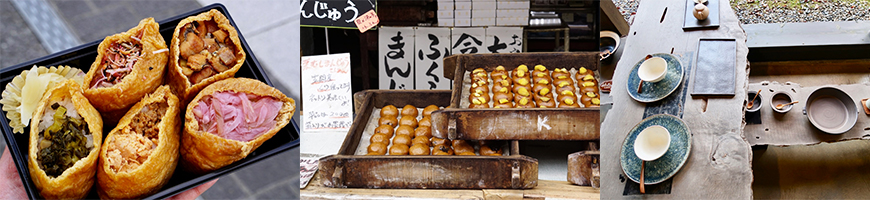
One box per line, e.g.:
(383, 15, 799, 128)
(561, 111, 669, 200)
(378, 26, 416, 89)
(451, 27, 487, 55)
(485, 27, 524, 53)
(301, 0, 376, 29)
(414, 27, 452, 90)
(300, 53, 353, 132)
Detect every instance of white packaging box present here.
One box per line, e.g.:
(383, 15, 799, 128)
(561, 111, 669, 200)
(472, 17, 496, 26)
(497, 0, 530, 9)
(496, 9, 528, 18)
(472, 9, 496, 18)
(455, 9, 472, 19)
(472, 1, 497, 10)
(455, 18, 472, 26)
(455, 1, 472, 10)
(437, 1, 454, 10)
(496, 17, 529, 26)
(438, 10, 454, 18)
(438, 18, 454, 27)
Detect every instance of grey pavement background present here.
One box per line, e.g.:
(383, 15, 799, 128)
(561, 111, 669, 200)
(0, 0, 300, 199)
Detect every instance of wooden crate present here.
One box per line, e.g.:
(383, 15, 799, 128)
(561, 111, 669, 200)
(319, 90, 538, 189)
(430, 52, 601, 140)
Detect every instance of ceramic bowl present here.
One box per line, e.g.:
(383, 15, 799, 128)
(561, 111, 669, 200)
(600, 31, 620, 61)
(638, 57, 667, 82)
(633, 125, 671, 161)
(770, 92, 794, 113)
(806, 87, 858, 134)
(746, 91, 762, 113)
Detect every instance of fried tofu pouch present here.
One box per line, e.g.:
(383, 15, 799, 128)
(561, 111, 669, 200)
(83, 18, 168, 116)
(168, 9, 245, 103)
(28, 80, 102, 199)
(96, 86, 180, 199)
(181, 78, 294, 174)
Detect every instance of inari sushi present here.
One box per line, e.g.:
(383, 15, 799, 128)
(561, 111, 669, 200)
(96, 86, 180, 199)
(180, 78, 294, 173)
(28, 80, 102, 199)
(168, 9, 245, 103)
(83, 18, 168, 122)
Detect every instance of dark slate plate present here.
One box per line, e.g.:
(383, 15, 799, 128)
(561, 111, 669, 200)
(627, 53, 684, 103)
(691, 38, 736, 96)
(620, 114, 691, 185)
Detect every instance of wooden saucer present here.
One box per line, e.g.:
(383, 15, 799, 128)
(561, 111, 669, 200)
(862, 98, 870, 115)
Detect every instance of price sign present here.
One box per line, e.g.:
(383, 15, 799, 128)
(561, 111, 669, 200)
(301, 53, 353, 132)
(301, 0, 376, 29)
(354, 9, 379, 33)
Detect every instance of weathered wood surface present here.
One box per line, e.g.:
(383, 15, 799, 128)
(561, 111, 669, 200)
(568, 151, 600, 187)
(600, 0, 753, 198)
(329, 89, 538, 189)
(319, 155, 538, 189)
(430, 108, 600, 140)
(746, 82, 870, 146)
(303, 171, 600, 199)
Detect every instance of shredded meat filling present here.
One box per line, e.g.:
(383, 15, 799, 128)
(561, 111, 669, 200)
(105, 101, 167, 173)
(91, 31, 144, 88)
(177, 20, 237, 85)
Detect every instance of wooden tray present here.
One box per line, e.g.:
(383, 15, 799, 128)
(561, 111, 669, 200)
(431, 52, 600, 141)
(318, 90, 538, 189)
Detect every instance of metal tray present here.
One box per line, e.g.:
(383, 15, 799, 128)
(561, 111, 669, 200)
(0, 3, 300, 199)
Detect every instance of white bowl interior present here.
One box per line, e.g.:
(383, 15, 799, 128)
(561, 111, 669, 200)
(638, 57, 667, 82)
(634, 125, 671, 161)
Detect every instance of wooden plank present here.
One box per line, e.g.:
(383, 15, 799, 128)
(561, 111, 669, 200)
(319, 155, 538, 189)
(302, 175, 598, 199)
(745, 82, 870, 146)
(600, 0, 630, 36)
(599, 0, 753, 198)
(430, 108, 600, 140)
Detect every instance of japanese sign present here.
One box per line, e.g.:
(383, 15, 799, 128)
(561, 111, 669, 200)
(414, 27, 452, 90)
(485, 27, 523, 53)
(301, 53, 353, 133)
(451, 27, 487, 55)
(300, 0, 375, 29)
(378, 27, 416, 89)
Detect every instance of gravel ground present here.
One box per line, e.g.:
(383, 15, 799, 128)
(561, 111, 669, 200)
(611, 0, 870, 24)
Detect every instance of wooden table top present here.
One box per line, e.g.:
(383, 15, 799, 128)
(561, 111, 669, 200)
(302, 170, 601, 199)
(599, 0, 753, 198)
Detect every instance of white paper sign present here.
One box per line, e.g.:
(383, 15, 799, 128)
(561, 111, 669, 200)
(451, 27, 487, 55)
(485, 27, 523, 53)
(301, 53, 353, 133)
(300, 153, 328, 188)
(378, 26, 416, 89)
(414, 27, 452, 90)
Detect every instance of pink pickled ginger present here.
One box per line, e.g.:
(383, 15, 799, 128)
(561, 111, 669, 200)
(193, 91, 282, 142)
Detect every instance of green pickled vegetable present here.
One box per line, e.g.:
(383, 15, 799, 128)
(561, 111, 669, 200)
(36, 105, 90, 178)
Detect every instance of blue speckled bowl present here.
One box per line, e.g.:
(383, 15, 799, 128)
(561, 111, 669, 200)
(627, 53, 684, 103)
(620, 114, 692, 185)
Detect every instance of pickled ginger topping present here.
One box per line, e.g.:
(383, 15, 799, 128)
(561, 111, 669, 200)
(193, 91, 282, 142)
(0, 65, 85, 134)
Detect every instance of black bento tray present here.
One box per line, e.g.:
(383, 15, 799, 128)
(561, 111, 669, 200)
(0, 3, 300, 199)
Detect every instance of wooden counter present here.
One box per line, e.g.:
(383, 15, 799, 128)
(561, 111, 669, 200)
(302, 170, 600, 199)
